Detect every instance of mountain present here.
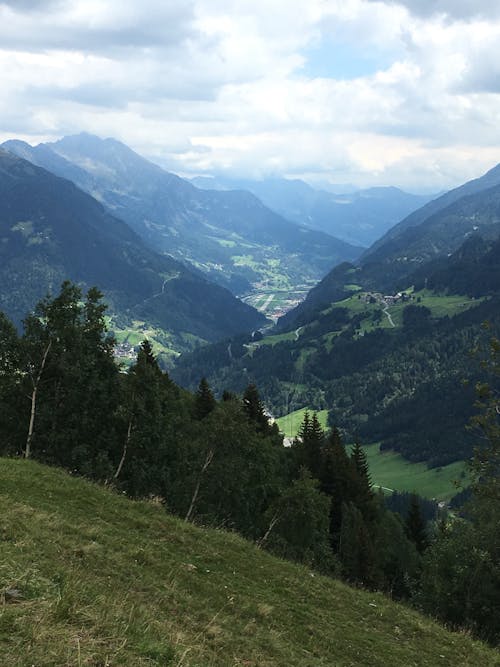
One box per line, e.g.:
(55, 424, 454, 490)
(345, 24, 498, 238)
(192, 175, 434, 247)
(173, 181, 500, 468)
(2, 135, 363, 307)
(0, 149, 265, 354)
(365, 161, 500, 259)
(2, 458, 496, 666)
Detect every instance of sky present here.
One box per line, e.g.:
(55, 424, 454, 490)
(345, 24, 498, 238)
(0, 0, 499, 192)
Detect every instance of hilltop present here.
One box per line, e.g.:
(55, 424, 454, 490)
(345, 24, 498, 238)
(1, 458, 498, 666)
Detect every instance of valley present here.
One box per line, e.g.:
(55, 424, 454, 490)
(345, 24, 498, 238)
(3, 3, 500, 662)
(1, 132, 500, 658)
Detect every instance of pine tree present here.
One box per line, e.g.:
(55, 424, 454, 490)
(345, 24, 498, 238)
(242, 383, 270, 433)
(405, 494, 429, 554)
(350, 442, 375, 521)
(339, 501, 377, 587)
(261, 471, 337, 573)
(195, 377, 216, 419)
(117, 339, 178, 495)
(319, 426, 354, 541)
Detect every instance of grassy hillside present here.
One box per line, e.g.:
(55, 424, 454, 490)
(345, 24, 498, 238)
(1, 459, 498, 666)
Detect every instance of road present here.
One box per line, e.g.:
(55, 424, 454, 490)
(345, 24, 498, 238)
(382, 304, 395, 328)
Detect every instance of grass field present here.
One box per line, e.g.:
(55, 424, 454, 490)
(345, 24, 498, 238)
(275, 407, 329, 438)
(363, 444, 467, 501)
(1, 458, 495, 666)
(275, 410, 467, 501)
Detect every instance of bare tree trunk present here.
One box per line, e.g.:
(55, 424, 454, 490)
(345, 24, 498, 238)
(256, 511, 281, 548)
(185, 448, 214, 522)
(114, 414, 133, 480)
(25, 340, 52, 459)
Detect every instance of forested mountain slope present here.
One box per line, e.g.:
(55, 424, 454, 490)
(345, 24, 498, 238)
(174, 211, 500, 467)
(2, 135, 363, 297)
(1, 458, 497, 666)
(365, 161, 500, 258)
(279, 179, 500, 331)
(0, 149, 265, 347)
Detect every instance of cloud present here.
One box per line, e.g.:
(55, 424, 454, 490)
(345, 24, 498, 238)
(0, 1, 196, 54)
(373, 0, 500, 21)
(0, 0, 499, 192)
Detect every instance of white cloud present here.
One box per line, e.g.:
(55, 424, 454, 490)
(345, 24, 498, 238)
(0, 0, 499, 191)
(375, 0, 500, 21)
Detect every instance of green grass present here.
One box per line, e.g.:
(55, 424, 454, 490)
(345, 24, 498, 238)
(323, 290, 483, 336)
(1, 458, 496, 667)
(276, 408, 329, 439)
(362, 444, 467, 501)
(275, 413, 466, 501)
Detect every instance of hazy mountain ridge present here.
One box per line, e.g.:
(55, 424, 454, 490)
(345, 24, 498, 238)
(365, 161, 500, 259)
(192, 174, 435, 247)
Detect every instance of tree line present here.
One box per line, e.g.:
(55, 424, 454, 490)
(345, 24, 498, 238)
(0, 282, 499, 644)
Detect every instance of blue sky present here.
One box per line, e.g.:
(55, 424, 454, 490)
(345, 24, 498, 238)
(301, 39, 393, 80)
(0, 0, 500, 192)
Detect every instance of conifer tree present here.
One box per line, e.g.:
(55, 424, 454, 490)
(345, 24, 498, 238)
(242, 383, 270, 433)
(262, 471, 337, 573)
(195, 377, 216, 419)
(405, 494, 429, 554)
(118, 339, 178, 495)
(319, 426, 354, 540)
(293, 411, 325, 478)
(350, 442, 375, 521)
(340, 501, 376, 587)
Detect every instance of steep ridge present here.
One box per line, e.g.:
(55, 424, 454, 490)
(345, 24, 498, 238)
(365, 161, 500, 259)
(2, 135, 363, 297)
(0, 149, 265, 345)
(280, 177, 500, 330)
(1, 458, 497, 666)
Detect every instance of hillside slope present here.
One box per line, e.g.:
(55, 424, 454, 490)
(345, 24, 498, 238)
(364, 161, 500, 258)
(0, 149, 265, 352)
(1, 458, 498, 666)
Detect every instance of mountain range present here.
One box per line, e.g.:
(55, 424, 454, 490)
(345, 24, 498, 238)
(192, 175, 435, 247)
(3, 134, 362, 303)
(0, 148, 265, 358)
(174, 158, 500, 467)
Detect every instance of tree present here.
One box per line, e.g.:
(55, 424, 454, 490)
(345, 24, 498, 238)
(405, 494, 429, 554)
(418, 334, 500, 642)
(319, 427, 355, 542)
(262, 471, 337, 574)
(19, 282, 120, 478)
(292, 411, 325, 478)
(0, 312, 23, 454)
(242, 383, 271, 434)
(195, 377, 216, 419)
(350, 442, 375, 522)
(116, 339, 178, 496)
(339, 501, 376, 587)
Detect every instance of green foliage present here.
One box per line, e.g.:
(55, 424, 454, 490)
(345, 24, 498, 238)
(195, 377, 216, 419)
(405, 495, 430, 554)
(263, 472, 337, 574)
(417, 335, 500, 643)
